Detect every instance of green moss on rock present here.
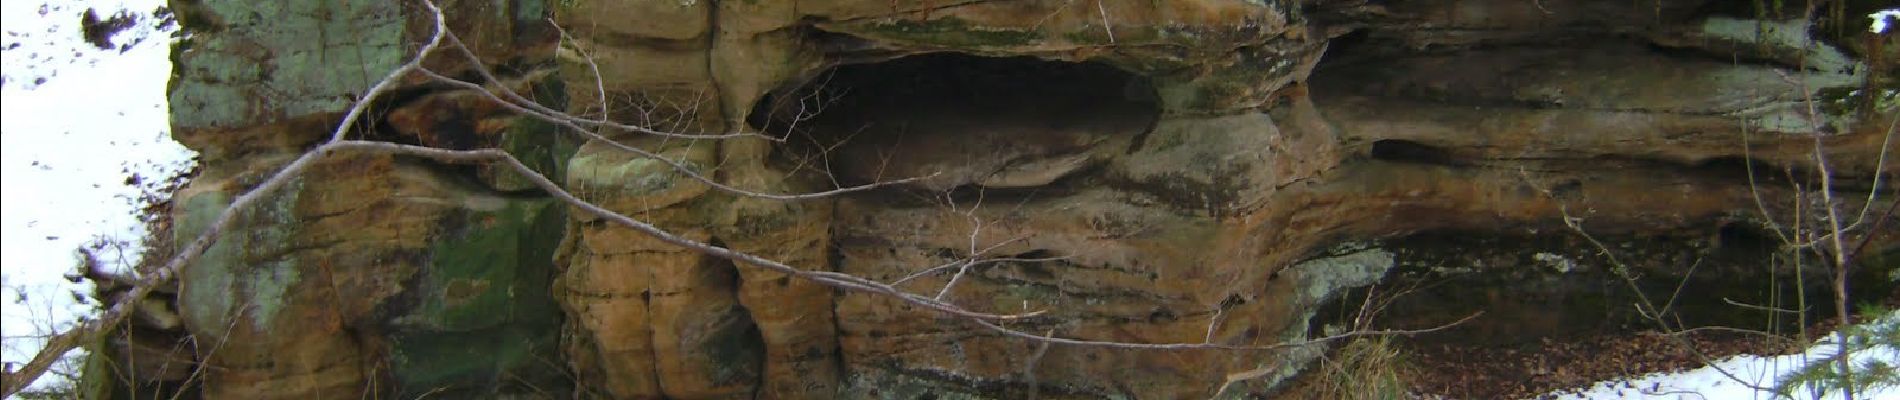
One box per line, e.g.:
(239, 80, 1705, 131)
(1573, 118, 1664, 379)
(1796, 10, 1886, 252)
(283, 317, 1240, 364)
(168, 0, 406, 131)
(174, 180, 304, 335)
(855, 17, 1040, 48)
(490, 115, 580, 191)
(385, 196, 569, 397)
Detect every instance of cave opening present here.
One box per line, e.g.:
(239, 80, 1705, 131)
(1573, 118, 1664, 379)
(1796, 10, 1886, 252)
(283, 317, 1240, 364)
(1307, 230, 1851, 346)
(1367, 139, 1460, 165)
(748, 53, 1161, 191)
(1298, 228, 1891, 397)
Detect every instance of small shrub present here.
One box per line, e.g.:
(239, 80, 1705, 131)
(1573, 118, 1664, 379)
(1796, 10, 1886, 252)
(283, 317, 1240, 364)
(1773, 306, 1900, 399)
(1309, 336, 1414, 400)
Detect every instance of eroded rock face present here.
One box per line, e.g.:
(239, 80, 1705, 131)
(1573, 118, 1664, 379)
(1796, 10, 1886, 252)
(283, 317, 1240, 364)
(139, 0, 1897, 399)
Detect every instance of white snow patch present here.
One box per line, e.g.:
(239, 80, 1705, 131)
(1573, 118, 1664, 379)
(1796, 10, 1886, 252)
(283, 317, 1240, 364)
(1541, 311, 1900, 400)
(1532, 252, 1578, 274)
(1, 0, 193, 395)
(1872, 9, 1899, 33)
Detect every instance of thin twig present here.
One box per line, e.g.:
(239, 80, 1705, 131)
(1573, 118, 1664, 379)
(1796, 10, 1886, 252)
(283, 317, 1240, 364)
(416, 67, 937, 201)
(969, 311, 1482, 351)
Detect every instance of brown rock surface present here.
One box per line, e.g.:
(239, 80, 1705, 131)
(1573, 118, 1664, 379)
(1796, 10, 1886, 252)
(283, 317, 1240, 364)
(133, 0, 1897, 399)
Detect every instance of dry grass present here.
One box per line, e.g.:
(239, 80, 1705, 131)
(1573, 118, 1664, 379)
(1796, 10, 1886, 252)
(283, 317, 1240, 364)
(1277, 336, 1415, 400)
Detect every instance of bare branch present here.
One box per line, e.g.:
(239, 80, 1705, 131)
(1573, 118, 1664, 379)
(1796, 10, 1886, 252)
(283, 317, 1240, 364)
(436, 31, 756, 141)
(1521, 167, 1787, 392)
(1722, 297, 1807, 315)
(2, 1, 460, 395)
(0, 327, 84, 395)
(891, 255, 1070, 286)
(1023, 328, 1056, 400)
(548, 20, 608, 123)
(326, 2, 450, 143)
(969, 311, 1482, 352)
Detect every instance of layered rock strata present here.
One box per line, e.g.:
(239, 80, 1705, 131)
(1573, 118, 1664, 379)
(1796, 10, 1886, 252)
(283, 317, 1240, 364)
(120, 0, 1897, 398)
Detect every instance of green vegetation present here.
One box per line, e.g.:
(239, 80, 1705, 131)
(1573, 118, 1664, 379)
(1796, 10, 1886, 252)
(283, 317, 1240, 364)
(1774, 306, 1900, 398)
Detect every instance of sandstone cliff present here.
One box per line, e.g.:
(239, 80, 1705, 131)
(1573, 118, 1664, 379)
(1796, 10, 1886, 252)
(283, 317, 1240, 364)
(90, 0, 1898, 398)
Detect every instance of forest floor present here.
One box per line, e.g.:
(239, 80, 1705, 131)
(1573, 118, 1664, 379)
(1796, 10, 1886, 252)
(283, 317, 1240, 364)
(1407, 290, 1900, 399)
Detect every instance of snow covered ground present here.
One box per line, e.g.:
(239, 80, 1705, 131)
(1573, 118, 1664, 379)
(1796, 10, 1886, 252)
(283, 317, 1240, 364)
(1542, 311, 1900, 400)
(1, 0, 190, 393)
